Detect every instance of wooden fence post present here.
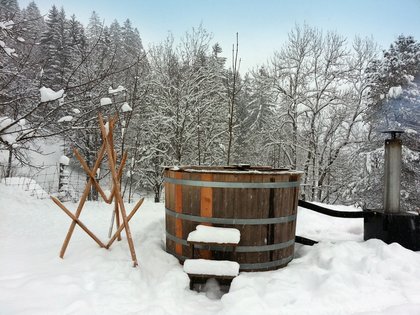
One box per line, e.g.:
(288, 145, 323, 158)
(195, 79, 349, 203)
(58, 155, 70, 201)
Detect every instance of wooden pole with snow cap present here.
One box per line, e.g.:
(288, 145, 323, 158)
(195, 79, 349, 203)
(58, 155, 70, 202)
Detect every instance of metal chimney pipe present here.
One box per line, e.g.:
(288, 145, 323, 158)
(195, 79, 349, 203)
(382, 131, 404, 213)
(364, 130, 420, 251)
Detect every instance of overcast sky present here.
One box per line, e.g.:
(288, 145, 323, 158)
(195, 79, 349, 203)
(18, 0, 420, 72)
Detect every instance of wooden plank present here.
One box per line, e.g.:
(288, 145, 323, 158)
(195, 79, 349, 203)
(181, 172, 190, 258)
(174, 171, 183, 256)
(107, 151, 128, 203)
(59, 142, 105, 259)
(165, 170, 175, 255)
(187, 240, 238, 247)
(52, 196, 105, 248)
(99, 114, 138, 267)
(259, 173, 270, 264)
(182, 172, 201, 258)
(200, 173, 213, 219)
(274, 174, 287, 262)
(73, 148, 111, 203)
(211, 173, 224, 261)
(164, 170, 170, 208)
(199, 173, 213, 260)
(106, 198, 144, 248)
(114, 197, 121, 241)
(246, 173, 263, 264)
(111, 147, 126, 243)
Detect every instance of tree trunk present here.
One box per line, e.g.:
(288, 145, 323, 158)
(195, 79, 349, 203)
(5, 147, 13, 178)
(292, 111, 298, 169)
(226, 33, 240, 165)
(301, 148, 312, 201)
(154, 183, 161, 203)
(197, 110, 201, 165)
(311, 154, 317, 201)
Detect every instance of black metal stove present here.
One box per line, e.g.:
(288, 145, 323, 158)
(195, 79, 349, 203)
(364, 131, 420, 251)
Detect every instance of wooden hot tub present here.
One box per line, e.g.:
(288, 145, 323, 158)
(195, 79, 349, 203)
(164, 166, 302, 271)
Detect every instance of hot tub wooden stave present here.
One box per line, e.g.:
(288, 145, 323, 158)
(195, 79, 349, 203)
(164, 167, 301, 271)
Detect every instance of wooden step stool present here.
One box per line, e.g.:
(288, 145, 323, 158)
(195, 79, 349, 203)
(184, 225, 241, 290)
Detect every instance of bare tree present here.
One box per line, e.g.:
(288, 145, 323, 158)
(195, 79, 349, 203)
(226, 33, 240, 165)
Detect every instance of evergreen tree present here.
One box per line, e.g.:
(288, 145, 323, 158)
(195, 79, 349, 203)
(21, 1, 45, 42)
(40, 5, 72, 89)
(0, 1, 60, 176)
(108, 20, 121, 55)
(368, 35, 420, 111)
(86, 11, 102, 41)
(362, 35, 420, 211)
(67, 14, 86, 56)
(20, 2, 45, 83)
(0, 0, 20, 20)
(240, 67, 277, 165)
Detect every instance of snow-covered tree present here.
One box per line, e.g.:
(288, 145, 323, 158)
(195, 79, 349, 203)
(0, 1, 44, 176)
(40, 6, 72, 89)
(360, 35, 420, 210)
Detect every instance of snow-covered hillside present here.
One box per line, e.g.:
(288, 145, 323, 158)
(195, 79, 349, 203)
(1, 184, 420, 315)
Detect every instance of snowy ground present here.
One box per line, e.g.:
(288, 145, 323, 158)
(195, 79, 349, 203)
(1, 184, 420, 315)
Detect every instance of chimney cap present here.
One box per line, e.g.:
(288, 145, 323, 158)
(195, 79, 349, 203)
(381, 130, 405, 139)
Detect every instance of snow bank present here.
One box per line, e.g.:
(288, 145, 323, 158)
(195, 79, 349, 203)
(296, 203, 364, 242)
(187, 225, 240, 244)
(40, 87, 64, 102)
(2, 177, 49, 198)
(1, 187, 420, 315)
(224, 240, 420, 315)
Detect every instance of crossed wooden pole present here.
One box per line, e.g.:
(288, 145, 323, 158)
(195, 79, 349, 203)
(51, 114, 143, 267)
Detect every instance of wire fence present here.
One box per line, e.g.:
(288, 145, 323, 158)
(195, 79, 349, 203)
(0, 164, 86, 200)
(0, 163, 150, 202)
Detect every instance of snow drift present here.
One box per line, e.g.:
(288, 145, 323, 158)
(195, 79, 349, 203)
(0, 183, 419, 315)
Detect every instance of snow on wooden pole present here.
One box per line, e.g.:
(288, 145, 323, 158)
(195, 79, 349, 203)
(58, 155, 70, 201)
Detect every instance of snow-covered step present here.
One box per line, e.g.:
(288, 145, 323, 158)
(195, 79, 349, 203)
(183, 259, 240, 277)
(187, 225, 240, 245)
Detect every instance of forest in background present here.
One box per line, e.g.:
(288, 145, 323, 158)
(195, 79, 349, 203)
(0, 0, 419, 209)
